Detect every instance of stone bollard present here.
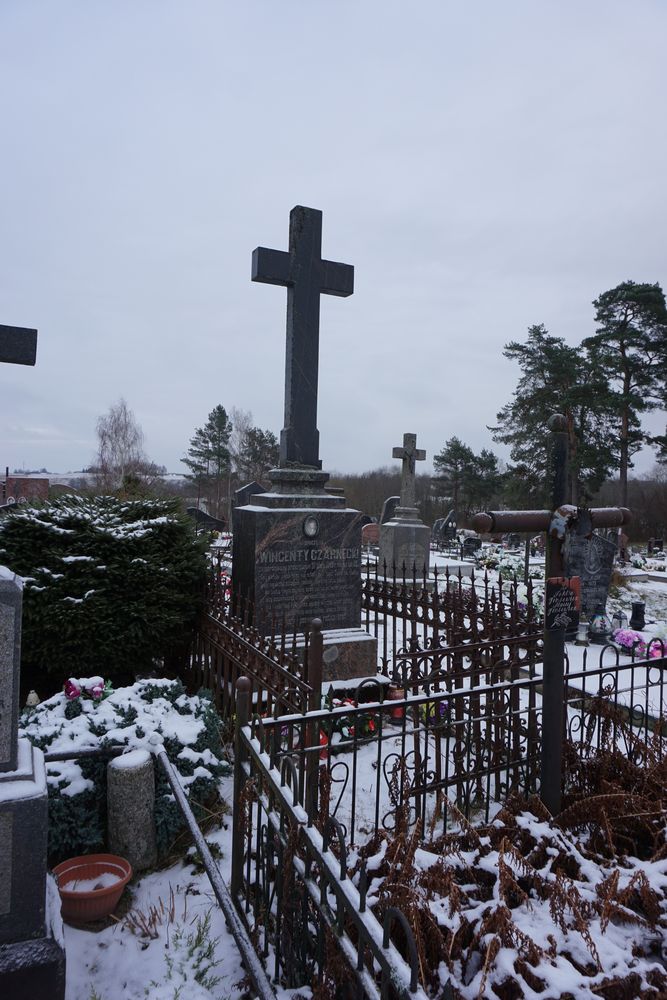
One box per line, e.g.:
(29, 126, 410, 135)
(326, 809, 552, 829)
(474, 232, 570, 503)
(107, 749, 157, 872)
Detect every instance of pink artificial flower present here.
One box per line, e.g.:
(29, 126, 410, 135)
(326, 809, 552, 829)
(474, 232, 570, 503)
(64, 679, 81, 700)
(90, 683, 105, 699)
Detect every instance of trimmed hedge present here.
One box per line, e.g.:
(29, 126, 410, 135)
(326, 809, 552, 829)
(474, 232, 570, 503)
(0, 495, 207, 685)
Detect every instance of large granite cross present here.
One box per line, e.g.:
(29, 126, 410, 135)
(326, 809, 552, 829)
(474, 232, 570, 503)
(252, 206, 354, 470)
(393, 432, 426, 510)
(0, 324, 38, 367)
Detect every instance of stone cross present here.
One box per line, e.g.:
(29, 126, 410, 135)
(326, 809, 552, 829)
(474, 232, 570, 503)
(252, 206, 354, 470)
(392, 433, 426, 511)
(0, 325, 38, 367)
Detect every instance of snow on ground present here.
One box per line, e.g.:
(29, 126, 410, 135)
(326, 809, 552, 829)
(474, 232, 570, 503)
(58, 545, 667, 998)
(64, 773, 244, 1000)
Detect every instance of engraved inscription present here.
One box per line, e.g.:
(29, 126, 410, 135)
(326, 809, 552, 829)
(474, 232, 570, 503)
(0, 812, 13, 916)
(257, 547, 359, 565)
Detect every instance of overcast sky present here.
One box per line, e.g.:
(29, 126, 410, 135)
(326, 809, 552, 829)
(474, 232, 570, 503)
(1, 1, 666, 479)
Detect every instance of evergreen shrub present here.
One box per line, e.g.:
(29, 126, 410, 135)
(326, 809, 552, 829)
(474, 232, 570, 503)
(0, 495, 207, 685)
(20, 678, 229, 865)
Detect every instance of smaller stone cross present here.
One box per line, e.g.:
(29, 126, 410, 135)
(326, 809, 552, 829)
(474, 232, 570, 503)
(392, 433, 426, 511)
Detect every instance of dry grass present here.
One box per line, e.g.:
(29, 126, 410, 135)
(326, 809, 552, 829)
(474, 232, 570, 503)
(344, 717, 667, 999)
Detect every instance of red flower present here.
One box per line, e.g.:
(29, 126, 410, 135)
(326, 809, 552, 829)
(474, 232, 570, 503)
(64, 679, 81, 700)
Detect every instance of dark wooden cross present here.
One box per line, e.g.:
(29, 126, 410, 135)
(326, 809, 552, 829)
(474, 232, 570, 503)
(0, 325, 38, 367)
(252, 206, 354, 469)
(392, 432, 426, 510)
(471, 414, 631, 816)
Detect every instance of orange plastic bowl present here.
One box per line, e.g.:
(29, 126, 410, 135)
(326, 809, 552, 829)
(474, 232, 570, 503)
(53, 853, 132, 923)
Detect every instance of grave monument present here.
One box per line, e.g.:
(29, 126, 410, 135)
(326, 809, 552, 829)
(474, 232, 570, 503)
(0, 320, 66, 999)
(563, 521, 617, 618)
(378, 433, 431, 577)
(232, 206, 375, 678)
(471, 414, 631, 815)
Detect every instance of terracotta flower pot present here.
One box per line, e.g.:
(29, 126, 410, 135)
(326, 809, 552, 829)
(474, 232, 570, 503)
(53, 853, 132, 923)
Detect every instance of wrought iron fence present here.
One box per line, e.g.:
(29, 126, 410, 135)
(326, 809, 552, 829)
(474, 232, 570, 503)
(361, 559, 539, 672)
(231, 644, 667, 995)
(231, 678, 435, 1000)
(234, 639, 667, 840)
(186, 603, 322, 726)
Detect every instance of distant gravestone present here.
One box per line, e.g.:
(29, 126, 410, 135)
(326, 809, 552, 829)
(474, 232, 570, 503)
(233, 481, 266, 510)
(564, 527, 617, 617)
(380, 496, 400, 525)
(186, 507, 227, 532)
(378, 434, 430, 577)
(362, 522, 380, 546)
(432, 511, 457, 546)
(462, 536, 482, 557)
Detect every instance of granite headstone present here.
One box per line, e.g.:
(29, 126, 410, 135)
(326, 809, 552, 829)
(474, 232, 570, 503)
(185, 506, 227, 532)
(380, 496, 400, 525)
(564, 528, 617, 617)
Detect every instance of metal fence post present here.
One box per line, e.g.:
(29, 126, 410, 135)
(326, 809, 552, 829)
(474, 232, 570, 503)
(306, 618, 323, 824)
(231, 675, 251, 897)
(541, 414, 568, 815)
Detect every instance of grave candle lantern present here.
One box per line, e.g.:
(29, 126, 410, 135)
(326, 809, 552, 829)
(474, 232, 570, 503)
(575, 618, 590, 646)
(611, 610, 628, 633)
(589, 610, 613, 644)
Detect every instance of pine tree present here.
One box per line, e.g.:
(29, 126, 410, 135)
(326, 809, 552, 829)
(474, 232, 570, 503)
(182, 405, 232, 519)
(432, 439, 502, 518)
(583, 281, 667, 506)
(235, 427, 279, 483)
(491, 324, 618, 506)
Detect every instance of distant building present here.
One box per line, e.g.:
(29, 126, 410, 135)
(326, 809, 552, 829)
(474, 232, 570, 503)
(2, 475, 49, 503)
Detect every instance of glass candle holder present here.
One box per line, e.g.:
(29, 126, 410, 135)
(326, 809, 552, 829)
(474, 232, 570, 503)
(589, 610, 612, 645)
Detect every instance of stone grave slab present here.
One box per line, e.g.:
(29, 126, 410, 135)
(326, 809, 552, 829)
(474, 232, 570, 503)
(564, 529, 617, 616)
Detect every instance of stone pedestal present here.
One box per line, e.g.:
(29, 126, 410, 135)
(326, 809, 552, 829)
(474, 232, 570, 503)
(233, 468, 366, 634)
(233, 468, 378, 680)
(0, 740, 48, 943)
(108, 750, 157, 872)
(294, 627, 378, 682)
(0, 739, 65, 999)
(378, 507, 431, 578)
